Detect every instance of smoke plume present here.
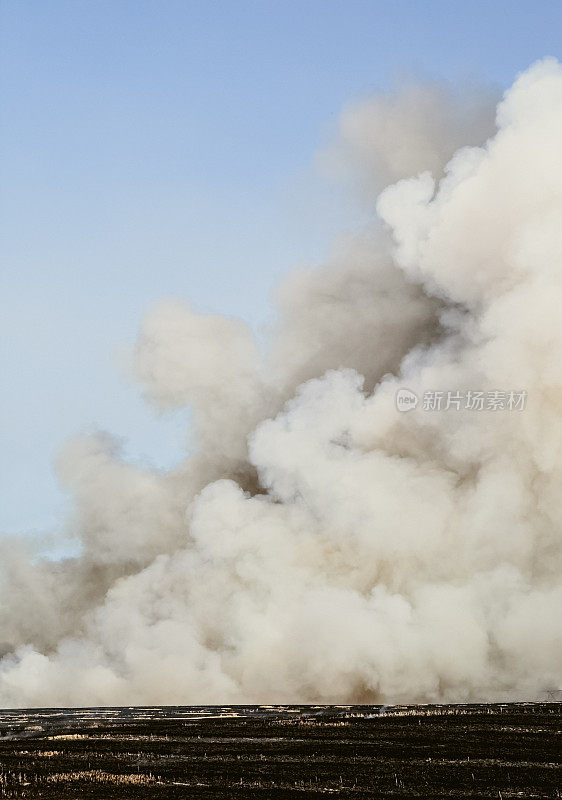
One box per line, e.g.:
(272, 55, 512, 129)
(1, 59, 561, 707)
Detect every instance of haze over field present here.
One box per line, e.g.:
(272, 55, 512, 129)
(1, 59, 561, 707)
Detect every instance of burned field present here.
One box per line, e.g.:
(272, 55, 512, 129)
(0, 703, 559, 798)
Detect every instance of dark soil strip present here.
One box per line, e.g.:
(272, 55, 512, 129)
(0, 703, 559, 798)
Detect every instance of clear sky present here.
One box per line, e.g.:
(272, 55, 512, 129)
(2, 0, 561, 535)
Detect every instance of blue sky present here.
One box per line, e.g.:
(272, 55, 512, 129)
(2, 0, 562, 534)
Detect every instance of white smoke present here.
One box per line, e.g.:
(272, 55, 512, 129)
(1, 59, 561, 707)
(319, 77, 498, 200)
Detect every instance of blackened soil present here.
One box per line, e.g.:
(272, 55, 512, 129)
(0, 703, 559, 798)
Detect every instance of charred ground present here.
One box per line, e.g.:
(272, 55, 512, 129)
(0, 703, 559, 798)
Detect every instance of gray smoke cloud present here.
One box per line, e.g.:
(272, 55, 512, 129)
(1, 59, 561, 707)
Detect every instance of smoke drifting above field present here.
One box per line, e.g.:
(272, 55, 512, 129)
(1, 59, 561, 707)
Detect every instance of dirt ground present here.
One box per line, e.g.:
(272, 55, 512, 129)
(0, 703, 559, 798)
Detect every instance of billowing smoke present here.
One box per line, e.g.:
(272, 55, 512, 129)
(1, 59, 561, 707)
